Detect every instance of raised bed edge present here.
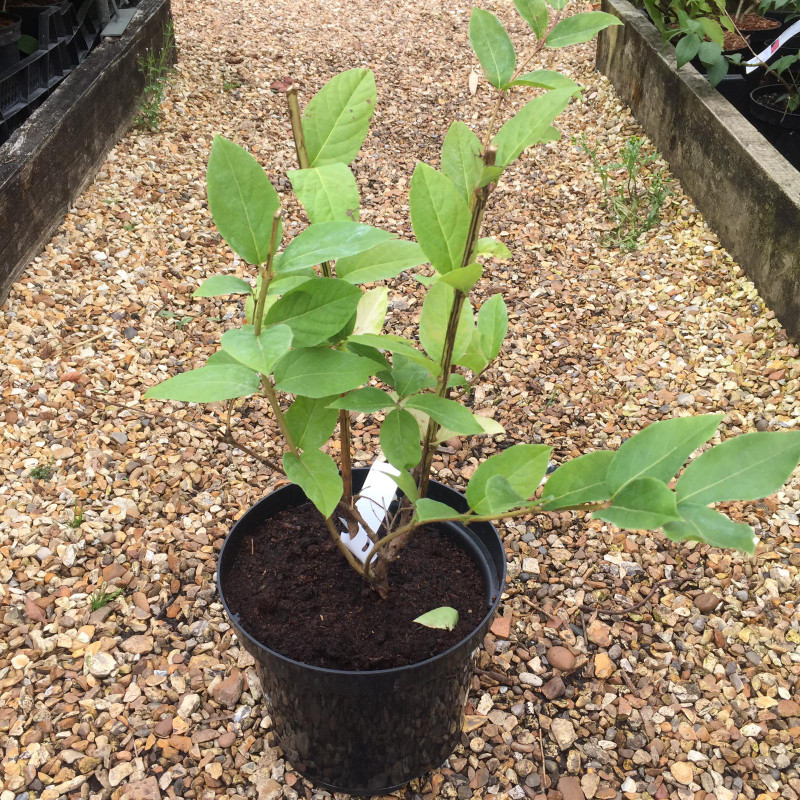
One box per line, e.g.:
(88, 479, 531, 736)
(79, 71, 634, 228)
(596, 0, 800, 339)
(0, 0, 173, 304)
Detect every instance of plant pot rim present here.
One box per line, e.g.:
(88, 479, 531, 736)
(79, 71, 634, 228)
(217, 476, 506, 679)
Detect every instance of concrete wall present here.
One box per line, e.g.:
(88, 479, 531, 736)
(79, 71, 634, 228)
(0, 0, 173, 303)
(597, 0, 800, 339)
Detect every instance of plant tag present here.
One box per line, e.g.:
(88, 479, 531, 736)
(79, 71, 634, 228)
(744, 20, 800, 73)
(339, 459, 400, 563)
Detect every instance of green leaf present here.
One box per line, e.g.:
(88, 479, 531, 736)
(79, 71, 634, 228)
(441, 121, 483, 202)
(283, 450, 343, 518)
(327, 387, 395, 413)
(547, 0, 568, 9)
(413, 606, 458, 631)
(268, 273, 314, 295)
(419, 283, 474, 363)
(380, 408, 422, 470)
(434, 414, 504, 443)
(514, 0, 548, 38)
(285, 395, 339, 450)
(273, 347, 375, 397)
(388, 468, 420, 502)
(144, 365, 260, 403)
(336, 239, 428, 284)
(594, 477, 680, 530)
(404, 395, 485, 435)
(347, 333, 440, 375)
(697, 40, 721, 66)
(699, 17, 725, 46)
(276, 222, 394, 275)
(675, 431, 800, 505)
(606, 415, 724, 494)
(409, 163, 471, 275)
(288, 163, 360, 223)
(415, 499, 461, 523)
(541, 450, 614, 510)
(663, 504, 757, 554)
(207, 135, 282, 265)
(302, 68, 377, 167)
(469, 8, 516, 89)
(354, 287, 388, 335)
(18, 35, 38, 56)
(545, 12, 623, 48)
(492, 89, 574, 167)
(476, 238, 511, 260)
(509, 70, 581, 94)
(220, 325, 293, 374)
(391, 355, 436, 397)
(479, 164, 505, 188)
(483, 474, 527, 514)
(193, 275, 253, 298)
(675, 32, 701, 68)
(205, 349, 240, 366)
(437, 263, 483, 292)
(459, 293, 507, 373)
(467, 444, 552, 515)
(265, 277, 362, 347)
(705, 54, 728, 87)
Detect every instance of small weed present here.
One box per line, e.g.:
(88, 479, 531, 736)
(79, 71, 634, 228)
(222, 70, 242, 93)
(157, 308, 194, 328)
(123, 222, 138, 232)
(90, 586, 123, 611)
(578, 134, 670, 252)
(68, 501, 84, 529)
(135, 21, 176, 132)
(29, 463, 54, 480)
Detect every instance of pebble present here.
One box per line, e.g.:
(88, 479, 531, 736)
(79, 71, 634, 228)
(594, 652, 615, 679)
(558, 776, 585, 800)
(542, 676, 566, 699)
(177, 693, 201, 719)
(551, 718, 578, 750)
(212, 672, 244, 707)
(670, 761, 694, 785)
(121, 634, 154, 655)
(87, 652, 116, 677)
(694, 592, 721, 613)
(546, 645, 576, 670)
(586, 619, 612, 646)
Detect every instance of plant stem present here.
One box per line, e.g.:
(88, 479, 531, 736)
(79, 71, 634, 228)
(286, 84, 354, 503)
(262, 380, 298, 454)
(415, 146, 497, 499)
(253, 211, 282, 335)
(364, 500, 610, 579)
(287, 86, 310, 170)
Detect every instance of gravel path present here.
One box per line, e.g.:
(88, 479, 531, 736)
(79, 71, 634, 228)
(1, 0, 799, 799)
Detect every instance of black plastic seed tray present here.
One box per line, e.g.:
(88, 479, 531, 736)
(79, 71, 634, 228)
(1, 0, 99, 144)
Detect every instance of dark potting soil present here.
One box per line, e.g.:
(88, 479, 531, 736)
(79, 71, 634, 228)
(723, 31, 749, 51)
(732, 14, 780, 32)
(223, 502, 488, 671)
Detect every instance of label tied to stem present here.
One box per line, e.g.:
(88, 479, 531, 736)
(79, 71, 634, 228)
(339, 460, 400, 563)
(745, 20, 800, 73)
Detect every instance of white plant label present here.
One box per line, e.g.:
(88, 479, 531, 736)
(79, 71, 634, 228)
(745, 20, 800, 73)
(339, 459, 400, 563)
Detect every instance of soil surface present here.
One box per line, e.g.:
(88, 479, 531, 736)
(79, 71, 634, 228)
(732, 14, 781, 31)
(223, 502, 488, 670)
(723, 31, 749, 51)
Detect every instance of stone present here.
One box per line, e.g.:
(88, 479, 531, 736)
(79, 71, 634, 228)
(551, 718, 577, 750)
(542, 676, 566, 700)
(594, 652, 615, 679)
(212, 671, 243, 707)
(581, 773, 601, 799)
(778, 699, 800, 717)
(586, 619, 612, 647)
(490, 614, 511, 639)
(546, 646, 576, 671)
(119, 777, 161, 800)
(519, 672, 542, 687)
(154, 717, 173, 738)
(121, 634, 154, 655)
(10, 654, 29, 670)
(558, 776, 585, 800)
(218, 731, 236, 748)
(694, 593, 721, 613)
(256, 778, 282, 800)
(87, 652, 116, 678)
(177, 693, 201, 719)
(670, 761, 693, 785)
(621, 777, 636, 792)
(108, 762, 134, 787)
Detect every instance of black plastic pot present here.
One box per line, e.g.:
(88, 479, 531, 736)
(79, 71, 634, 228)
(217, 469, 507, 796)
(750, 83, 800, 129)
(0, 13, 22, 72)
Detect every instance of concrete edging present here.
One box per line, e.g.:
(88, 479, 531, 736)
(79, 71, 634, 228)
(0, 0, 173, 303)
(597, 0, 800, 338)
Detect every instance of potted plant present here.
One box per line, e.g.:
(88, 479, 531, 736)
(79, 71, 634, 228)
(0, 1, 23, 72)
(145, 1, 800, 794)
